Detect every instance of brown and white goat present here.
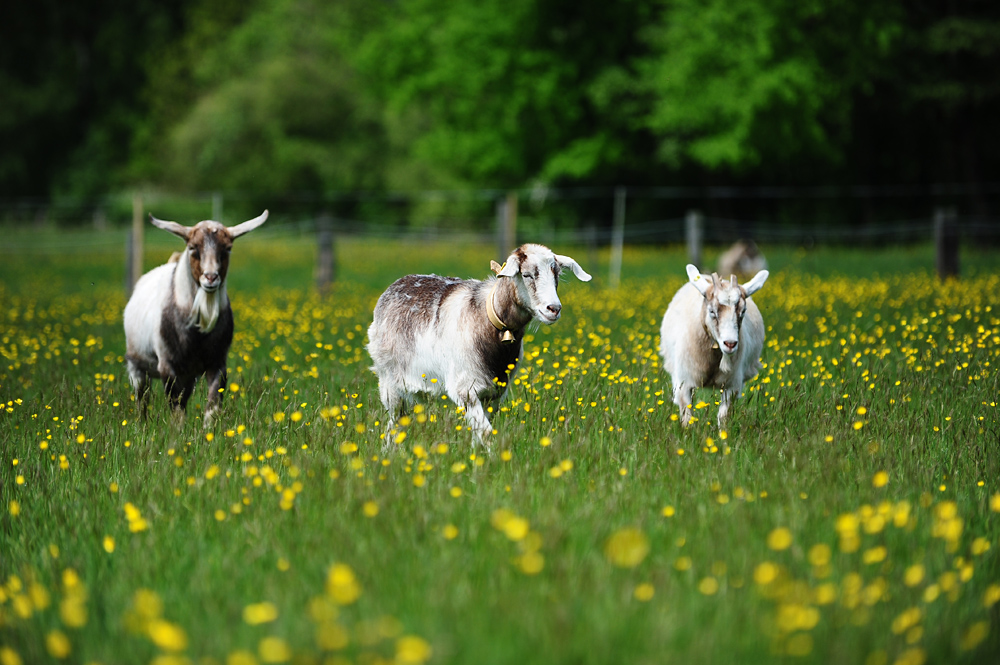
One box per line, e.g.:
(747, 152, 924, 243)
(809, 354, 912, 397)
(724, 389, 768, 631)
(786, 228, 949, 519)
(659, 264, 768, 429)
(124, 211, 268, 425)
(366, 243, 591, 444)
(717, 240, 767, 280)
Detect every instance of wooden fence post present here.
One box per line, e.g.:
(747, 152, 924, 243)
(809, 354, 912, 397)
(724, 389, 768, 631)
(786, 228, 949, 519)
(316, 212, 336, 295)
(934, 207, 959, 280)
(212, 192, 224, 222)
(124, 230, 134, 295)
(497, 191, 518, 258)
(686, 209, 703, 269)
(127, 194, 144, 295)
(609, 187, 626, 289)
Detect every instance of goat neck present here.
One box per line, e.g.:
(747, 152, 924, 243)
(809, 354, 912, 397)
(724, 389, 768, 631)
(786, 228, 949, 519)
(486, 276, 532, 337)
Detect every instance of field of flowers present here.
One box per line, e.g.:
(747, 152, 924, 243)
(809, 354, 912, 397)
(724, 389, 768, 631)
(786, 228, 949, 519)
(1, 232, 999, 665)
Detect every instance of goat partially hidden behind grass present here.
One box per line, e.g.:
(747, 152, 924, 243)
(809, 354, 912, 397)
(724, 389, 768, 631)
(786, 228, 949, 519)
(367, 243, 591, 445)
(717, 240, 767, 279)
(124, 211, 268, 425)
(659, 264, 769, 429)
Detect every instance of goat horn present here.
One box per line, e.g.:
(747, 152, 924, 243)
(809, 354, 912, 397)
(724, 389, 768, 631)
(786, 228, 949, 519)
(228, 210, 269, 239)
(149, 214, 191, 241)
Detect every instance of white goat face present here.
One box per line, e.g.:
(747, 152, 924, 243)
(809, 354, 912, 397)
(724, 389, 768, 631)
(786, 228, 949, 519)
(687, 264, 768, 356)
(497, 244, 592, 324)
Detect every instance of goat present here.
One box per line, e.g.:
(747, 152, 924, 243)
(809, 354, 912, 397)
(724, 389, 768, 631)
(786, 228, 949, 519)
(659, 264, 769, 429)
(717, 240, 767, 280)
(124, 210, 268, 426)
(366, 243, 591, 444)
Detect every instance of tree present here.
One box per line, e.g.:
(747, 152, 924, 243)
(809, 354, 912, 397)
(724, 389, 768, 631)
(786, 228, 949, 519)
(136, 0, 389, 197)
(0, 0, 190, 198)
(637, 0, 902, 180)
(356, 0, 656, 187)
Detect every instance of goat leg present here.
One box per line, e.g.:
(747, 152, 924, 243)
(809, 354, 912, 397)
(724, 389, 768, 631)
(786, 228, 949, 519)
(126, 358, 151, 420)
(718, 387, 738, 430)
(449, 387, 493, 445)
(203, 366, 226, 427)
(164, 375, 195, 423)
(673, 383, 694, 427)
(379, 383, 410, 450)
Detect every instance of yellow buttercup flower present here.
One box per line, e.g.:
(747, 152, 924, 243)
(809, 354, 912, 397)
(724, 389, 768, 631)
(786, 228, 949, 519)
(326, 563, 361, 605)
(604, 528, 650, 568)
(243, 602, 278, 625)
(767, 527, 793, 551)
(396, 635, 433, 665)
(147, 619, 188, 652)
(258, 636, 291, 663)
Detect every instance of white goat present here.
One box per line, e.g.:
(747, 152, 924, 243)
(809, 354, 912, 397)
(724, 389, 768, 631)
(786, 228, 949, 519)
(659, 264, 769, 428)
(124, 211, 268, 425)
(367, 243, 591, 443)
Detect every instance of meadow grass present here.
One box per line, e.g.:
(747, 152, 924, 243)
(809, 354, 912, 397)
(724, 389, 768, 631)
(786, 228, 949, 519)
(1, 233, 999, 665)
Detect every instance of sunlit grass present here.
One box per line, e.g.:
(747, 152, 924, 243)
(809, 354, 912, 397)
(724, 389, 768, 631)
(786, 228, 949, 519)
(1, 238, 998, 664)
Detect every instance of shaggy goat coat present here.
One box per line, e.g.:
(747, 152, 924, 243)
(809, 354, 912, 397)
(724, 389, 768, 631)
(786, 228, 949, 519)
(367, 244, 590, 441)
(124, 211, 267, 424)
(659, 265, 768, 428)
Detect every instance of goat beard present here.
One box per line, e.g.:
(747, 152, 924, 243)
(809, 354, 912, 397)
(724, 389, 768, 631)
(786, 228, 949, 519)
(719, 350, 736, 374)
(188, 286, 221, 333)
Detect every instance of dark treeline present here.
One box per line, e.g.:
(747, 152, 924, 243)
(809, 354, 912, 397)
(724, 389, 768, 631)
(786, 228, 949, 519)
(4, 0, 999, 229)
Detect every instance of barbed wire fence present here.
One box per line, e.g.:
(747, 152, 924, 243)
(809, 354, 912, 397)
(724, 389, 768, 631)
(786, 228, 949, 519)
(1, 186, 997, 291)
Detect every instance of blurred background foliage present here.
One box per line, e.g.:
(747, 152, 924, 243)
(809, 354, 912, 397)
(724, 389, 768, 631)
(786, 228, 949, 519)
(3, 0, 999, 225)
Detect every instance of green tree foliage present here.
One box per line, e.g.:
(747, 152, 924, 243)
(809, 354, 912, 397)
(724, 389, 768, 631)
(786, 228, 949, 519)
(356, 0, 655, 187)
(4, 0, 1000, 213)
(637, 0, 901, 175)
(145, 0, 389, 195)
(127, 0, 258, 186)
(0, 0, 189, 197)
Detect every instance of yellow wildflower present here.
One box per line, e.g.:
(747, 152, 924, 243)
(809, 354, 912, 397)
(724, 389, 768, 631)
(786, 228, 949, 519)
(767, 527, 793, 551)
(604, 528, 650, 568)
(396, 635, 433, 665)
(258, 636, 291, 663)
(243, 602, 279, 625)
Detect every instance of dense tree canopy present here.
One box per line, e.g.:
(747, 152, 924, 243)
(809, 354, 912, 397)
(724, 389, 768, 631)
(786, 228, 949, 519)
(3, 0, 999, 219)
(1, 0, 187, 197)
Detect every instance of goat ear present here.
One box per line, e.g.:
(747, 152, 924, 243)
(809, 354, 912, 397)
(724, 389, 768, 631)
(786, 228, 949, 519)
(149, 214, 190, 241)
(741, 269, 769, 297)
(555, 254, 592, 282)
(497, 256, 520, 277)
(228, 210, 269, 239)
(686, 264, 711, 296)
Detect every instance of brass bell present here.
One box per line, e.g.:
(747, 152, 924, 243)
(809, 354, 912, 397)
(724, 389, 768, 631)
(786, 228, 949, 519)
(500, 330, 516, 344)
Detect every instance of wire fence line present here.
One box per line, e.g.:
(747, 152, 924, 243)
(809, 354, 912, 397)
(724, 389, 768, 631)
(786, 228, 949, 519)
(1, 212, 997, 256)
(3, 182, 1000, 249)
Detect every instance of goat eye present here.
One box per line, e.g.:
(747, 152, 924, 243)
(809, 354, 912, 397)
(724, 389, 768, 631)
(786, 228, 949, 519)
(190, 249, 199, 259)
(523, 272, 533, 280)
